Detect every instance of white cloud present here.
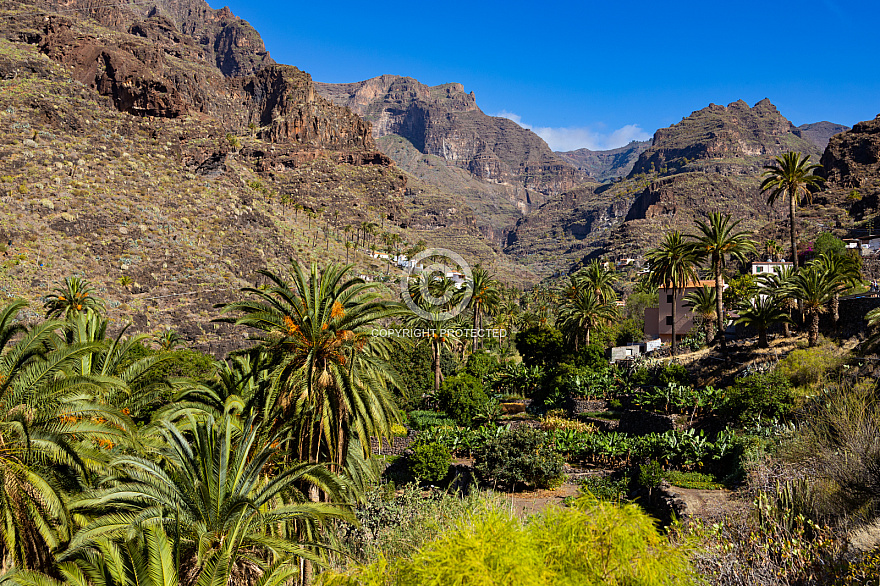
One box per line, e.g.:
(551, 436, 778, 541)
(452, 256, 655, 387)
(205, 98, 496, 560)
(493, 111, 652, 152)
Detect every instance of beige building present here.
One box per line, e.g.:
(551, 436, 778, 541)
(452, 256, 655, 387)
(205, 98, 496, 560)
(645, 280, 717, 344)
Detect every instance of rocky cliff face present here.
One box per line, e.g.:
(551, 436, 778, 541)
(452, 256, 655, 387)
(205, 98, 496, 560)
(16, 5, 375, 153)
(316, 75, 589, 199)
(817, 114, 880, 222)
(630, 99, 820, 176)
(556, 140, 651, 182)
(0, 0, 536, 354)
(505, 100, 843, 274)
(40, 0, 274, 76)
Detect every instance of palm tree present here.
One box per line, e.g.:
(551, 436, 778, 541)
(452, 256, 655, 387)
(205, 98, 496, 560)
(0, 302, 132, 572)
(810, 252, 862, 331)
(12, 525, 184, 586)
(683, 285, 717, 343)
(646, 231, 699, 356)
(154, 328, 184, 352)
(69, 415, 349, 585)
(761, 152, 825, 269)
(735, 295, 791, 348)
(758, 265, 798, 337)
(688, 212, 756, 349)
(573, 260, 620, 304)
(556, 288, 618, 350)
(466, 265, 501, 351)
(216, 263, 406, 475)
(791, 266, 838, 347)
(43, 276, 104, 319)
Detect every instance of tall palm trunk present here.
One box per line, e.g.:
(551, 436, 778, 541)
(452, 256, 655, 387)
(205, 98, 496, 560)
(831, 294, 840, 332)
(432, 339, 441, 392)
(472, 306, 480, 352)
(789, 190, 798, 270)
(809, 311, 820, 347)
(714, 257, 725, 348)
(671, 284, 678, 356)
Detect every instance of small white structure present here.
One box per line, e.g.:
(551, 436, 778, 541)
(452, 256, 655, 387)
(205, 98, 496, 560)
(751, 261, 793, 275)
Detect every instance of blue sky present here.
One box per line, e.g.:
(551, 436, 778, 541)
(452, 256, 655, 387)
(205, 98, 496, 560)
(210, 0, 880, 152)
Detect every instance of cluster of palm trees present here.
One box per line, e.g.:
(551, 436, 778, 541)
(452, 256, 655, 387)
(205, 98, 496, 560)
(0, 263, 459, 586)
(556, 260, 621, 350)
(0, 260, 541, 585)
(641, 151, 861, 353)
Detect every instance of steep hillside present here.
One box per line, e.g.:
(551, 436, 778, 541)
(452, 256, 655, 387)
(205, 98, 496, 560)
(506, 100, 843, 273)
(315, 75, 591, 234)
(798, 121, 850, 150)
(556, 140, 651, 182)
(0, 0, 534, 354)
(817, 114, 880, 227)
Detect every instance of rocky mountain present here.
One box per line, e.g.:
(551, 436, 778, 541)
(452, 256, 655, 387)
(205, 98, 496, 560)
(506, 99, 839, 274)
(816, 114, 880, 225)
(315, 75, 592, 237)
(556, 140, 651, 182)
(798, 121, 850, 150)
(0, 0, 532, 353)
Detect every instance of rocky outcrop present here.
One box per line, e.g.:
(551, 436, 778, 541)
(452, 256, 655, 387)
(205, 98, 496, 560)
(797, 121, 849, 150)
(24, 10, 375, 153)
(41, 0, 274, 76)
(557, 140, 651, 182)
(243, 66, 375, 151)
(820, 115, 880, 185)
(316, 75, 589, 198)
(631, 99, 820, 176)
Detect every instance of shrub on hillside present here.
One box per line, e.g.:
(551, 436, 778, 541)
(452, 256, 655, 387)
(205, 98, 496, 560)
(407, 410, 456, 431)
(435, 374, 489, 427)
(720, 371, 795, 424)
(322, 498, 695, 585)
(464, 351, 501, 382)
(408, 442, 451, 482)
(657, 362, 690, 387)
(777, 345, 842, 387)
(474, 426, 564, 490)
(515, 326, 565, 367)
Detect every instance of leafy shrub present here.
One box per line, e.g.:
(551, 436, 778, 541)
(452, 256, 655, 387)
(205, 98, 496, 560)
(464, 351, 501, 382)
(408, 442, 451, 482)
(406, 410, 456, 431)
(777, 345, 842, 387)
(323, 498, 695, 585)
(435, 374, 489, 427)
(720, 371, 795, 424)
(515, 325, 565, 367)
(390, 424, 408, 437)
(657, 362, 690, 386)
(637, 460, 664, 491)
(579, 475, 631, 501)
(474, 426, 564, 490)
(570, 343, 607, 370)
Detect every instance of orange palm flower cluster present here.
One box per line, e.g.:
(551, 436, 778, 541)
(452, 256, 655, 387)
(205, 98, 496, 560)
(330, 301, 345, 319)
(282, 315, 300, 336)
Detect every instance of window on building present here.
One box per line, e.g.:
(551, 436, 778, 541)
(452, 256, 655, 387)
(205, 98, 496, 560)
(665, 315, 673, 325)
(666, 294, 673, 304)
(756, 266, 763, 273)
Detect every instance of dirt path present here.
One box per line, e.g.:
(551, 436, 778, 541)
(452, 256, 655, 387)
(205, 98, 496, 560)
(506, 482, 581, 517)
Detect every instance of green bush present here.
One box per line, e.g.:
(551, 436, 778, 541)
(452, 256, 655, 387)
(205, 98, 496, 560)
(637, 460, 664, 491)
(474, 426, 564, 490)
(657, 362, 690, 386)
(579, 475, 631, 501)
(322, 498, 695, 585)
(435, 373, 489, 427)
(777, 345, 842, 387)
(720, 371, 795, 424)
(464, 351, 501, 382)
(406, 410, 456, 431)
(408, 442, 451, 482)
(515, 326, 565, 367)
